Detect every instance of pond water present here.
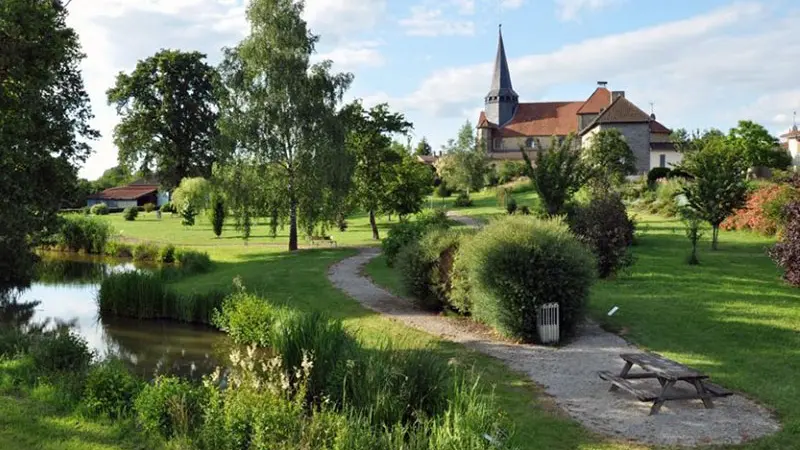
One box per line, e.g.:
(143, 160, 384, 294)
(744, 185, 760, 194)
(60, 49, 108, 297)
(3, 253, 226, 380)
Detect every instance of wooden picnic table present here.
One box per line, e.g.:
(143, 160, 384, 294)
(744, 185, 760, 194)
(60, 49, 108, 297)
(598, 352, 732, 415)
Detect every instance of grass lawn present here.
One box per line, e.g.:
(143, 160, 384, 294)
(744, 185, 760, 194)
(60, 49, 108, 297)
(432, 180, 540, 223)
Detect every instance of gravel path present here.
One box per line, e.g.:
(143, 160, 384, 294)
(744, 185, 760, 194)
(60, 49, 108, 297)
(328, 248, 780, 447)
(446, 211, 484, 228)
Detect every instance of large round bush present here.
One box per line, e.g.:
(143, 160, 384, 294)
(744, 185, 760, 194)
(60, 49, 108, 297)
(396, 228, 473, 311)
(569, 193, 635, 278)
(83, 359, 142, 418)
(458, 215, 595, 342)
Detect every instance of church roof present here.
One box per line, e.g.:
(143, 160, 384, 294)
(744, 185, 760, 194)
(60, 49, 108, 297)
(781, 125, 800, 139)
(486, 27, 518, 100)
(649, 120, 671, 134)
(581, 96, 652, 134)
(498, 101, 583, 137)
(576, 87, 611, 115)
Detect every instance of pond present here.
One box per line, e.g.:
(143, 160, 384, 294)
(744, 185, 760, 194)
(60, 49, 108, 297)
(3, 253, 226, 380)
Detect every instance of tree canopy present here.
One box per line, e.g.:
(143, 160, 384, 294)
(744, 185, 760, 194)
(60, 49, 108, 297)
(521, 134, 584, 216)
(1, 0, 97, 289)
(217, 0, 353, 251)
(107, 49, 220, 190)
(583, 128, 636, 190)
(436, 121, 486, 195)
(414, 137, 432, 156)
(728, 120, 791, 169)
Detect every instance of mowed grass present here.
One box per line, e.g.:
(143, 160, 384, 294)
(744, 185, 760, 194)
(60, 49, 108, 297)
(433, 180, 540, 223)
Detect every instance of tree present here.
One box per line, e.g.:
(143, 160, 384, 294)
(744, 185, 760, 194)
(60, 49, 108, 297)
(415, 137, 432, 156)
(345, 102, 412, 239)
(209, 192, 226, 237)
(107, 50, 220, 190)
(382, 143, 435, 219)
(91, 165, 135, 191)
(1, 0, 98, 290)
(521, 134, 585, 216)
(212, 161, 276, 241)
(583, 128, 636, 190)
(437, 121, 486, 195)
(678, 136, 748, 250)
(217, 0, 353, 251)
(728, 120, 790, 169)
(171, 177, 210, 214)
(672, 128, 725, 154)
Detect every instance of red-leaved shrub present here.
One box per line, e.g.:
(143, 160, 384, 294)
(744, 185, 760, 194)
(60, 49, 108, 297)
(721, 184, 796, 236)
(769, 201, 800, 286)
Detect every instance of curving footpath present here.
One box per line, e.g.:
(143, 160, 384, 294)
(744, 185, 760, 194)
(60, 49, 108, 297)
(327, 247, 780, 447)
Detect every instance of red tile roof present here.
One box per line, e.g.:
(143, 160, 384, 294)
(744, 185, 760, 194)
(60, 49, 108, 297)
(649, 120, 671, 134)
(576, 88, 611, 115)
(498, 101, 583, 137)
(477, 111, 493, 128)
(89, 184, 158, 201)
(781, 127, 800, 139)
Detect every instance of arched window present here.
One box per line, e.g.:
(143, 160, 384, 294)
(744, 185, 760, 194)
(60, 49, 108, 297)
(526, 137, 536, 149)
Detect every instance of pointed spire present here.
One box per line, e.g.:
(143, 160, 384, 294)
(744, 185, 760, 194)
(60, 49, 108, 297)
(793, 110, 797, 132)
(488, 25, 517, 97)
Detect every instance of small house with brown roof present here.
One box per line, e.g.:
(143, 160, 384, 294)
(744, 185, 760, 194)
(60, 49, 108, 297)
(87, 178, 169, 209)
(477, 27, 680, 173)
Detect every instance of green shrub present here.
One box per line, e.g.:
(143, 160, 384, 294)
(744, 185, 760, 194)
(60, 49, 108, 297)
(143, 202, 156, 213)
(159, 244, 176, 263)
(484, 165, 499, 187)
(90, 203, 109, 215)
(435, 181, 452, 198)
(212, 288, 278, 346)
(458, 215, 595, 342)
(569, 193, 635, 278)
(396, 228, 472, 311)
(30, 328, 93, 375)
(382, 212, 451, 268)
(160, 201, 174, 213)
(519, 205, 530, 215)
(175, 249, 212, 273)
(83, 359, 142, 419)
(209, 194, 225, 238)
(647, 167, 671, 187)
(133, 242, 159, 262)
(180, 202, 197, 226)
(453, 191, 472, 207)
(123, 207, 138, 221)
(506, 197, 517, 215)
(58, 215, 112, 254)
(104, 241, 134, 258)
(135, 376, 204, 439)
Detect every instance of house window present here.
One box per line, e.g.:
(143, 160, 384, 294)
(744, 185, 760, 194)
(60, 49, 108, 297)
(493, 138, 502, 150)
(659, 154, 666, 168)
(525, 138, 536, 149)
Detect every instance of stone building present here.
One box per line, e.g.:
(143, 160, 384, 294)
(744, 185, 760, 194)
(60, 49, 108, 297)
(476, 27, 681, 173)
(780, 122, 800, 167)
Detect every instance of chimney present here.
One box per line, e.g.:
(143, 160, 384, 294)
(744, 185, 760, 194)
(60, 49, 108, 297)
(597, 81, 608, 88)
(612, 90, 625, 101)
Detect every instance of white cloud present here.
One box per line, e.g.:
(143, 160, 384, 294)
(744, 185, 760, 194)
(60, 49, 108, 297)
(555, 0, 625, 22)
(452, 0, 476, 15)
(502, 0, 525, 9)
(399, 6, 476, 36)
(316, 41, 385, 71)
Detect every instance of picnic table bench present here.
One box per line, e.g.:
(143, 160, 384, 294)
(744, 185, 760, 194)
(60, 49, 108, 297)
(308, 235, 337, 247)
(598, 352, 732, 415)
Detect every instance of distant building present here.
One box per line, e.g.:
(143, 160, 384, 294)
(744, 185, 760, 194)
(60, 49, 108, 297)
(780, 123, 800, 167)
(87, 178, 169, 209)
(476, 27, 680, 172)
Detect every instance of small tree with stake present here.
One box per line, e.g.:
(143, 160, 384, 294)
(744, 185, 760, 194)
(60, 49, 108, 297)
(681, 207, 704, 265)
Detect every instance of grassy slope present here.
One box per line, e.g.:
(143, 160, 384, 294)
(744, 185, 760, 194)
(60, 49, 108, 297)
(365, 188, 800, 449)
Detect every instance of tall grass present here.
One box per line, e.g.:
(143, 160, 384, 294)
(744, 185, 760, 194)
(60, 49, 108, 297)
(97, 271, 225, 323)
(57, 215, 112, 254)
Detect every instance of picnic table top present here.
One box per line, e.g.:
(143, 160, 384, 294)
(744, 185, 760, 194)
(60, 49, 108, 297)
(620, 353, 708, 381)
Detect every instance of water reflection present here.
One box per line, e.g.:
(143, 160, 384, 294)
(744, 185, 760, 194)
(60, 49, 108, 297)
(4, 255, 224, 380)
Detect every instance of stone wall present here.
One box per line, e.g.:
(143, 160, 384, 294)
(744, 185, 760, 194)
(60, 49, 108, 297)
(581, 123, 651, 173)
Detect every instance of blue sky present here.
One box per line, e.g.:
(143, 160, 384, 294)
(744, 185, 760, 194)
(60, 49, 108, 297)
(67, 0, 800, 179)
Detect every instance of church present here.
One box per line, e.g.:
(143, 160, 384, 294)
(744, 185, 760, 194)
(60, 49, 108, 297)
(476, 28, 681, 173)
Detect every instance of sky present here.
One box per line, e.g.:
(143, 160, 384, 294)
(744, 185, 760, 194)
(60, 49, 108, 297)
(65, 0, 800, 180)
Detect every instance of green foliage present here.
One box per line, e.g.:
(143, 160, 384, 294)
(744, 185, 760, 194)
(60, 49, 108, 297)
(570, 194, 635, 278)
(678, 136, 748, 249)
(104, 241, 134, 258)
(437, 121, 487, 195)
(453, 191, 473, 207)
(728, 120, 790, 169)
(143, 202, 156, 213)
(122, 206, 138, 221)
(57, 215, 112, 254)
(210, 193, 225, 237)
(172, 177, 211, 213)
(160, 201, 174, 213)
(132, 242, 159, 262)
(457, 215, 595, 342)
(396, 229, 472, 311)
(435, 180, 452, 198)
(381, 147, 435, 219)
(647, 167, 671, 186)
(522, 134, 585, 216)
(680, 207, 704, 265)
(583, 128, 636, 190)
(91, 165, 135, 192)
(83, 359, 142, 419)
(498, 161, 527, 184)
(29, 328, 93, 375)
(90, 203, 110, 215)
(159, 244, 176, 263)
(180, 202, 197, 226)
(107, 50, 220, 190)
(415, 137, 433, 156)
(0, 0, 98, 290)
(213, 287, 278, 346)
(381, 210, 450, 267)
(134, 376, 204, 439)
(506, 197, 517, 215)
(175, 249, 213, 273)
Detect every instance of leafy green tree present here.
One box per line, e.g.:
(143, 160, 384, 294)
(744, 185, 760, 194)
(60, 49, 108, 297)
(209, 192, 225, 237)
(344, 102, 412, 239)
(678, 136, 748, 250)
(212, 161, 275, 241)
(521, 134, 585, 216)
(91, 165, 135, 191)
(671, 128, 725, 154)
(1, 0, 98, 290)
(107, 50, 220, 190)
(414, 137, 432, 156)
(180, 202, 197, 227)
(171, 177, 210, 213)
(382, 143, 435, 219)
(217, 0, 353, 251)
(728, 120, 790, 169)
(583, 128, 636, 190)
(437, 121, 486, 195)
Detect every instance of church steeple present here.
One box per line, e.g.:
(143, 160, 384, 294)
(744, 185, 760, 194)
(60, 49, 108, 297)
(485, 25, 518, 126)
